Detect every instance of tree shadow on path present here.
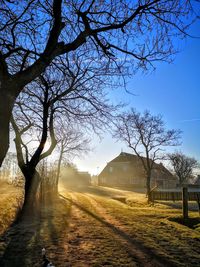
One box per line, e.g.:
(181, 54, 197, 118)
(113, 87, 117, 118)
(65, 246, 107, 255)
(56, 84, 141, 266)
(0, 216, 43, 267)
(0, 197, 69, 267)
(60, 194, 177, 267)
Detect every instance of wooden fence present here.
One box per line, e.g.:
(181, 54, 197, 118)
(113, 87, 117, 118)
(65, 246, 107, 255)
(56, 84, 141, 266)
(151, 191, 200, 202)
(151, 188, 200, 218)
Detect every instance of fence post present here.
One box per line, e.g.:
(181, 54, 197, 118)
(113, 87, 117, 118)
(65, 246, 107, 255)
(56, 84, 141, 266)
(196, 193, 200, 215)
(182, 186, 188, 220)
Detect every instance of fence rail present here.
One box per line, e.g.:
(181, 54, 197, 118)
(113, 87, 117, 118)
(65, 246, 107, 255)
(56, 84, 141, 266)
(151, 191, 200, 202)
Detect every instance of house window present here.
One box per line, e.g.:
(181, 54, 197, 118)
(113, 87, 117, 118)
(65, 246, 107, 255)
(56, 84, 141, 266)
(103, 177, 106, 183)
(129, 177, 134, 184)
(109, 166, 113, 173)
(156, 180, 164, 188)
(123, 165, 128, 172)
(131, 177, 140, 184)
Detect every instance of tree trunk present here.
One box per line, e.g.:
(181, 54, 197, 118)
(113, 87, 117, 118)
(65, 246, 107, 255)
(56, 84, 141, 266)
(20, 170, 42, 218)
(146, 176, 151, 203)
(0, 88, 16, 167)
(55, 146, 63, 194)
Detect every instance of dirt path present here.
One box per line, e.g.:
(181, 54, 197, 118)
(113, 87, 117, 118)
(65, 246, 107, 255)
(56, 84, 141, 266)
(61, 193, 98, 267)
(60, 192, 137, 266)
(60, 191, 176, 267)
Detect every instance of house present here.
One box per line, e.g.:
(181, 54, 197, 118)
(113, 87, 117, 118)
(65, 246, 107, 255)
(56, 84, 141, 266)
(98, 152, 177, 189)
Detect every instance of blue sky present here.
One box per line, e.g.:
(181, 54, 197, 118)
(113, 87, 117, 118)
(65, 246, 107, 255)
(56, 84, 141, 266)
(75, 23, 200, 175)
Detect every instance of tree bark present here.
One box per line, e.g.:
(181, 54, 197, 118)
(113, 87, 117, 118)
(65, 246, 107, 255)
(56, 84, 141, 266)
(0, 86, 16, 167)
(146, 175, 151, 203)
(55, 144, 63, 193)
(21, 169, 42, 218)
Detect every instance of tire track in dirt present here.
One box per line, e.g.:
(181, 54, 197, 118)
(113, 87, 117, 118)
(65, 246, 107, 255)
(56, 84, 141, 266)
(60, 193, 96, 267)
(60, 192, 140, 266)
(81, 193, 177, 267)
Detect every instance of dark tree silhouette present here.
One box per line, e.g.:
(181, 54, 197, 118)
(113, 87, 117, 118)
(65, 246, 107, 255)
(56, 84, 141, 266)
(0, 0, 198, 166)
(11, 60, 117, 214)
(11, 81, 57, 214)
(168, 152, 199, 185)
(113, 109, 181, 202)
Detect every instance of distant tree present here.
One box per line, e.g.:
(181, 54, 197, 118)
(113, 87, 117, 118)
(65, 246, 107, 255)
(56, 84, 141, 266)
(195, 175, 200, 185)
(60, 163, 79, 186)
(168, 152, 199, 185)
(60, 162, 90, 188)
(113, 109, 181, 202)
(0, 0, 198, 167)
(55, 122, 90, 193)
(0, 152, 18, 182)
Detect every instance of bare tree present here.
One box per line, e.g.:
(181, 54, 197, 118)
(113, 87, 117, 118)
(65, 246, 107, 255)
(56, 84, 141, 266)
(0, 0, 198, 166)
(55, 122, 90, 193)
(11, 81, 57, 214)
(11, 60, 117, 214)
(168, 152, 199, 185)
(113, 109, 181, 202)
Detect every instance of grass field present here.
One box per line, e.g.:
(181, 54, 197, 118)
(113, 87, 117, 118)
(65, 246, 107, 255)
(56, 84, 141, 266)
(0, 181, 22, 235)
(0, 183, 200, 266)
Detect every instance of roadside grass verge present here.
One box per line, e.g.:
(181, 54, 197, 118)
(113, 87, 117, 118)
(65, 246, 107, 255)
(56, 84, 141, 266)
(86, 187, 200, 267)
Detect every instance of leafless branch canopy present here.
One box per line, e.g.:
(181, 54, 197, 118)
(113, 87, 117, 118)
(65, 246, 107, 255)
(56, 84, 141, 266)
(0, 0, 199, 168)
(113, 109, 181, 173)
(168, 152, 199, 184)
(0, 0, 198, 86)
(11, 57, 121, 173)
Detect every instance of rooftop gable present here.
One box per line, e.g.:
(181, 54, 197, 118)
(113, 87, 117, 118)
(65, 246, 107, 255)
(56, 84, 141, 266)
(99, 152, 174, 179)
